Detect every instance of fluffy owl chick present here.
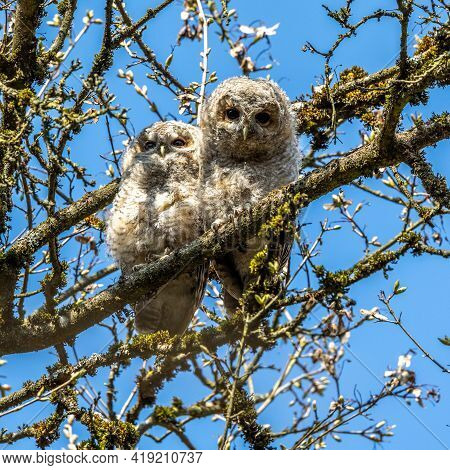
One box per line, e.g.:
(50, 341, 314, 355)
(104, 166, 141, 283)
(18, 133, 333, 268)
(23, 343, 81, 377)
(106, 121, 208, 335)
(200, 76, 301, 313)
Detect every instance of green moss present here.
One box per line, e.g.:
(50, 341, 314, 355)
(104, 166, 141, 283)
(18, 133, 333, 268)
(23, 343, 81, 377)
(127, 331, 173, 359)
(430, 111, 450, 125)
(319, 246, 414, 296)
(32, 410, 64, 449)
(338, 65, 368, 83)
(153, 405, 179, 425)
(31, 387, 78, 449)
(229, 387, 273, 450)
(249, 247, 268, 275)
(57, 0, 71, 15)
(398, 231, 422, 245)
(81, 413, 138, 450)
(414, 27, 449, 59)
(317, 268, 349, 294)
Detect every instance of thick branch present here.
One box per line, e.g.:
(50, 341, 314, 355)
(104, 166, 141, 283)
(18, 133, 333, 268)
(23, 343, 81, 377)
(0, 179, 119, 320)
(293, 44, 449, 137)
(0, 223, 444, 416)
(9, 0, 45, 85)
(406, 151, 450, 208)
(0, 116, 448, 355)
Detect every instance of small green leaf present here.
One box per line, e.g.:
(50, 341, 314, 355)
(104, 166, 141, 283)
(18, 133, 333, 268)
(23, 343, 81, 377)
(165, 53, 174, 69)
(254, 294, 270, 306)
(393, 280, 407, 295)
(438, 336, 450, 346)
(254, 294, 264, 305)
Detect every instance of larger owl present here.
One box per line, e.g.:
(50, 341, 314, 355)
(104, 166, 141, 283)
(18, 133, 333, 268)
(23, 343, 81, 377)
(199, 77, 301, 313)
(106, 121, 209, 335)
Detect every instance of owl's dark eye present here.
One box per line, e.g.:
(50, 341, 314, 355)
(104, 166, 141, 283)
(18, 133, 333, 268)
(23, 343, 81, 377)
(144, 141, 156, 151)
(226, 107, 240, 120)
(172, 138, 186, 147)
(255, 112, 271, 125)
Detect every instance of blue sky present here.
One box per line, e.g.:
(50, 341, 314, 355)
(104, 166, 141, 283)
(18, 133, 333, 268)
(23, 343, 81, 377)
(2, 0, 449, 450)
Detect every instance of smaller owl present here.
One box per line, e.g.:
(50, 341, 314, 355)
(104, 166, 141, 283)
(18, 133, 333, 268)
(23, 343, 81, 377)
(199, 77, 301, 313)
(106, 121, 209, 335)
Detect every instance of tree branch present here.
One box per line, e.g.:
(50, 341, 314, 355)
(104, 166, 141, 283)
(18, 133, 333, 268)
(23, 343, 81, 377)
(0, 179, 119, 321)
(9, 0, 45, 85)
(406, 151, 450, 208)
(0, 115, 448, 355)
(293, 42, 449, 139)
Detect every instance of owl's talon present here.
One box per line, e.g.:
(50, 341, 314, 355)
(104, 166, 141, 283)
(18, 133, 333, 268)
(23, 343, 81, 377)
(232, 207, 242, 218)
(226, 212, 235, 223)
(232, 204, 251, 220)
(131, 263, 147, 273)
(212, 218, 225, 231)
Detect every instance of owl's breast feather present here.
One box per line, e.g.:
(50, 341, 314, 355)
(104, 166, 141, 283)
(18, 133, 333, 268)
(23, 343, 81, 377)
(154, 191, 174, 213)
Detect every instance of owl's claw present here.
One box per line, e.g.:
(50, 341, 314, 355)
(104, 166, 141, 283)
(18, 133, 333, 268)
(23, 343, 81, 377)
(212, 218, 225, 231)
(211, 201, 253, 233)
(233, 207, 242, 218)
(233, 203, 251, 218)
(212, 208, 247, 233)
(131, 263, 147, 273)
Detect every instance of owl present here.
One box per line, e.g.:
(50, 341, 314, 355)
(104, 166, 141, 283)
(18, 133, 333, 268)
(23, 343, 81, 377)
(199, 76, 301, 313)
(106, 121, 209, 335)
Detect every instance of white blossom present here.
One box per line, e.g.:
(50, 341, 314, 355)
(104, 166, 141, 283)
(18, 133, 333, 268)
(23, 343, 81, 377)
(239, 23, 280, 39)
(360, 307, 388, 322)
(397, 354, 412, 369)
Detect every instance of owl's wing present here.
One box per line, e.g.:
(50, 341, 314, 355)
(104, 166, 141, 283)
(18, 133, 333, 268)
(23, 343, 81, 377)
(213, 253, 243, 301)
(193, 260, 210, 316)
(121, 138, 140, 172)
(271, 230, 294, 272)
(215, 230, 295, 316)
(134, 260, 210, 335)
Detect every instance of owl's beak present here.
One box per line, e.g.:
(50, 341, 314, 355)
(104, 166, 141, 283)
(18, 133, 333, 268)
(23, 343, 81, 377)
(242, 125, 249, 141)
(159, 145, 166, 158)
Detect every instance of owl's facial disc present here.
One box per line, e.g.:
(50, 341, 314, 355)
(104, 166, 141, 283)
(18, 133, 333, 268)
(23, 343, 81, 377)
(218, 93, 280, 137)
(144, 140, 157, 151)
(157, 137, 187, 158)
(139, 129, 159, 154)
(172, 137, 187, 147)
(155, 130, 197, 163)
(255, 111, 271, 126)
(225, 107, 240, 121)
(202, 77, 295, 161)
(167, 132, 193, 153)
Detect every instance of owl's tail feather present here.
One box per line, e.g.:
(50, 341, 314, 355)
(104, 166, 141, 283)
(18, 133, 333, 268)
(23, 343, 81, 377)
(213, 254, 243, 301)
(223, 291, 241, 315)
(134, 298, 163, 334)
(216, 232, 295, 316)
(134, 262, 210, 336)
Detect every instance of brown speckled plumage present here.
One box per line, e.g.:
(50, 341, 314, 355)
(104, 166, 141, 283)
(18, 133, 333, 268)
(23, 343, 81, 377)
(106, 121, 208, 334)
(200, 77, 301, 312)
